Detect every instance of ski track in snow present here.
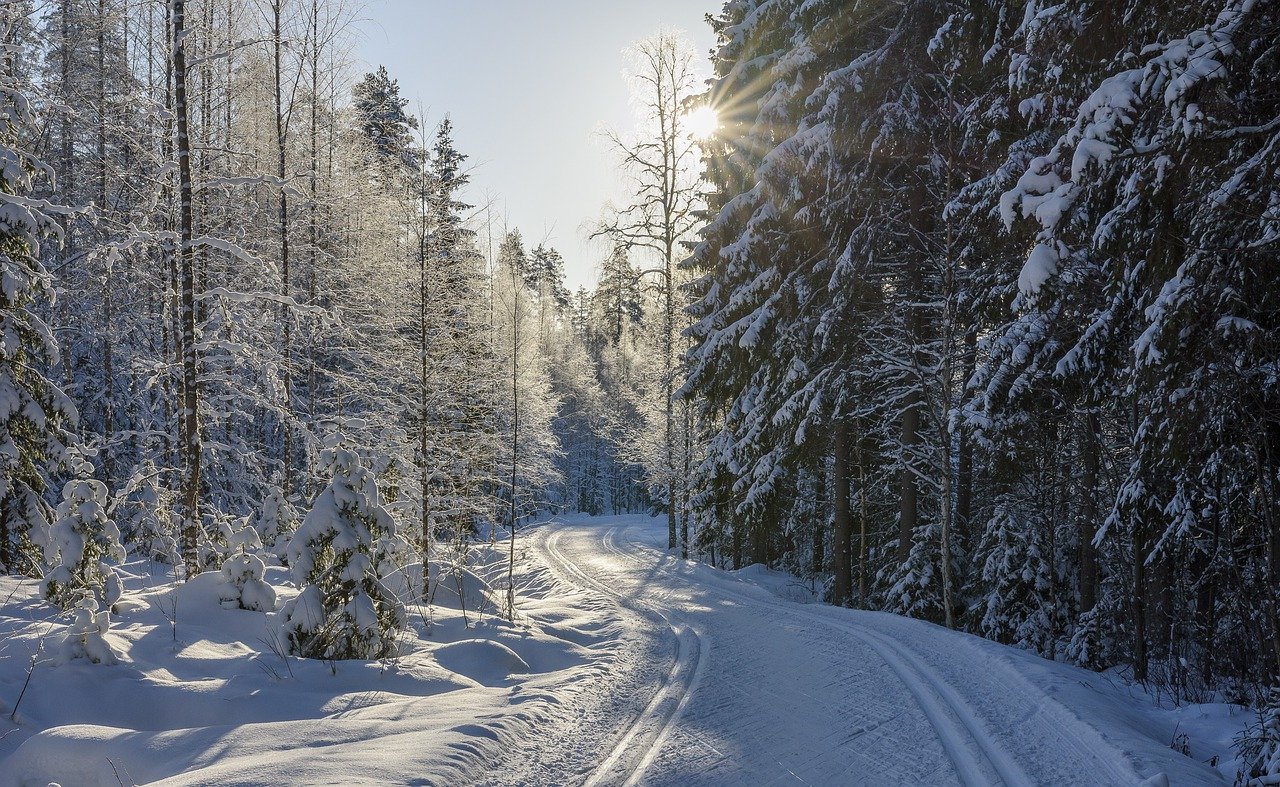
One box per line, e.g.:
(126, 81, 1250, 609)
(530, 516, 1190, 786)
(535, 528, 707, 787)
(599, 528, 1022, 786)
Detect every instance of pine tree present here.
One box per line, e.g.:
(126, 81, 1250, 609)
(351, 65, 418, 169)
(38, 477, 125, 612)
(281, 445, 406, 660)
(0, 5, 78, 574)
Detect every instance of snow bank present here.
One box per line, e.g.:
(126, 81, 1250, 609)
(0, 527, 613, 786)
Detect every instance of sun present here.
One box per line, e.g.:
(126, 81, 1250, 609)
(684, 105, 719, 140)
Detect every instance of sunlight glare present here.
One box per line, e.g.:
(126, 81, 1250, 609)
(684, 105, 719, 140)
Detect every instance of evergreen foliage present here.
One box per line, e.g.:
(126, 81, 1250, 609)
(281, 446, 406, 660)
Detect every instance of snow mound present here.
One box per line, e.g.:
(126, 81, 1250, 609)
(432, 639, 530, 686)
(4, 724, 145, 787)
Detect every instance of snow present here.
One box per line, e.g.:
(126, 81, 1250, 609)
(0, 515, 1249, 785)
(1018, 241, 1060, 296)
(0, 542, 606, 786)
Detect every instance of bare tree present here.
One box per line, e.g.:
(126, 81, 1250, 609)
(596, 30, 704, 552)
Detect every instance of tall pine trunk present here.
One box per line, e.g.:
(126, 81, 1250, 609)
(173, 0, 202, 578)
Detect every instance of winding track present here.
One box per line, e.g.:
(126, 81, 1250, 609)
(536, 529, 708, 787)
(592, 526, 1020, 787)
(532, 517, 1142, 786)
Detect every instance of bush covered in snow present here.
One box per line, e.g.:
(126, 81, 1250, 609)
(213, 517, 275, 611)
(280, 446, 406, 660)
(59, 595, 119, 665)
(38, 479, 125, 611)
(125, 461, 181, 565)
(257, 485, 298, 561)
(218, 551, 276, 612)
(1238, 687, 1280, 785)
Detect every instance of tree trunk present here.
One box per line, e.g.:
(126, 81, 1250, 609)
(898, 405, 919, 562)
(418, 157, 431, 600)
(812, 463, 826, 576)
(831, 421, 853, 606)
(273, 0, 293, 496)
(1078, 413, 1101, 613)
(173, 0, 202, 578)
(956, 328, 975, 538)
(1133, 513, 1148, 682)
(857, 438, 870, 605)
(898, 183, 928, 564)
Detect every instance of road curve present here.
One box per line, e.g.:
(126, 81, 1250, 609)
(527, 515, 1157, 786)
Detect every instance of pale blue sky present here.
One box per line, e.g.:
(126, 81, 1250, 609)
(354, 1, 718, 290)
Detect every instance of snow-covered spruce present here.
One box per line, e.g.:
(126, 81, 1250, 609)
(38, 479, 125, 612)
(976, 500, 1061, 654)
(256, 485, 298, 561)
(122, 460, 181, 565)
(0, 17, 77, 576)
(217, 518, 276, 612)
(219, 551, 276, 612)
(58, 595, 119, 665)
(280, 447, 406, 660)
(1238, 687, 1280, 786)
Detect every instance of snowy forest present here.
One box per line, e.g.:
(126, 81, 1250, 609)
(0, 0, 1278, 784)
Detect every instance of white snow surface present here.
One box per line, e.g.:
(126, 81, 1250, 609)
(0, 515, 1241, 785)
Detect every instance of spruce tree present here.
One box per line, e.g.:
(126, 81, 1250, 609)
(351, 65, 418, 168)
(0, 6, 77, 574)
(281, 445, 406, 660)
(39, 477, 125, 612)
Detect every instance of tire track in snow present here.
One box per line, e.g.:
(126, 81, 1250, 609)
(601, 526, 1034, 787)
(532, 527, 707, 787)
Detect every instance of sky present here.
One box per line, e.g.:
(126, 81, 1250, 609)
(354, 1, 718, 291)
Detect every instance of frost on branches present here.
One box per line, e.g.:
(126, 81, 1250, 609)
(280, 446, 406, 660)
(38, 479, 125, 612)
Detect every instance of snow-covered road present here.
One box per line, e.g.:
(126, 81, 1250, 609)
(527, 515, 1223, 786)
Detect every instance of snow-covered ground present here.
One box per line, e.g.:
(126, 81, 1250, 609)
(0, 515, 1246, 785)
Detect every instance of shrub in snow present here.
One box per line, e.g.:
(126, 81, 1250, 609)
(39, 479, 125, 612)
(1238, 687, 1280, 786)
(59, 596, 119, 665)
(256, 485, 298, 561)
(216, 517, 275, 611)
(219, 551, 277, 612)
(127, 461, 181, 565)
(280, 447, 406, 660)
